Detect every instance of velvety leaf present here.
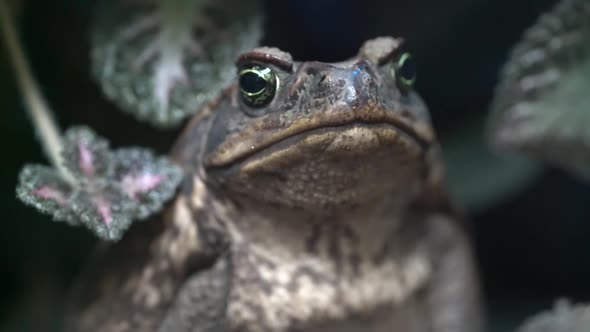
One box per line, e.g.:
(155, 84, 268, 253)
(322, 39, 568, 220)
(92, 0, 263, 127)
(61, 126, 113, 180)
(516, 300, 590, 332)
(113, 147, 183, 219)
(16, 126, 183, 241)
(441, 115, 543, 214)
(488, 0, 590, 180)
(16, 164, 77, 225)
(70, 184, 135, 241)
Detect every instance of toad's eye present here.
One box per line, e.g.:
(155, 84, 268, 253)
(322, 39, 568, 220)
(239, 64, 278, 108)
(393, 53, 416, 92)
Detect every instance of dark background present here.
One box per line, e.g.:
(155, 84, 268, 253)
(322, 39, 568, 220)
(2, 0, 590, 331)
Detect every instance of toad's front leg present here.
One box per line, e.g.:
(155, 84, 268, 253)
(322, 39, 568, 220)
(158, 254, 232, 332)
(64, 190, 227, 332)
(425, 215, 485, 332)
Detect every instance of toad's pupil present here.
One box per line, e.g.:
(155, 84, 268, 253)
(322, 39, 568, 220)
(398, 54, 416, 83)
(240, 70, 268, 95)
(238, 65, 277, 109)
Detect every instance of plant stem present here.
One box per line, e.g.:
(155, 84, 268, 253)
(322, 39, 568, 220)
(0, 0, 76, 185)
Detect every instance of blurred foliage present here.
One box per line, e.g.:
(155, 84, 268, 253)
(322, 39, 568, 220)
(441, 113, 544, 214)
(92, 0, 262, 127)
(2, 1, 590, 332)
(488, 0, 590, 181)
(516, 300, 590, 332)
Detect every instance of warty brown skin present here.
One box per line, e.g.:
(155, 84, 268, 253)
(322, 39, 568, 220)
(65, 36, 484, 332)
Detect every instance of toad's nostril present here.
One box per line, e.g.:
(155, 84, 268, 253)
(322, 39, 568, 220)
(343, 61, 379, 109)
(351, 61, 375, 85)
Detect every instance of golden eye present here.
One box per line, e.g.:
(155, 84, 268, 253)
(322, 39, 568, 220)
(239, 64, 278, 108)
(393, 52, 416, 92)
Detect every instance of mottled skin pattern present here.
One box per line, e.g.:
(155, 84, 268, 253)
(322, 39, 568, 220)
(65, 37, 483, 332)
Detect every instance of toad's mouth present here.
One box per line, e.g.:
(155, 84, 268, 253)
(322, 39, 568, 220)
(205, 112, 433, 169)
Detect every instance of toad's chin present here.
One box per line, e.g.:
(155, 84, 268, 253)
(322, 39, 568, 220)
(206, 123, 428, 210)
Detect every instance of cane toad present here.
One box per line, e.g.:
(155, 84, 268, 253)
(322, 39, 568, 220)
(66, 36, 483, 332)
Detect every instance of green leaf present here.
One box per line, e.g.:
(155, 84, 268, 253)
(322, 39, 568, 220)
(488, 0, 590, 180)
(441, 115, 543, 214)
(92, 0, 263, 127)
(516, 300, 590, 332)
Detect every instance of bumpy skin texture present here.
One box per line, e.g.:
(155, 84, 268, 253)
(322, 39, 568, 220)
(65, 37, 483, 332)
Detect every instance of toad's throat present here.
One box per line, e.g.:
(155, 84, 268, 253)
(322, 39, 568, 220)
(206, 117, 430, 169)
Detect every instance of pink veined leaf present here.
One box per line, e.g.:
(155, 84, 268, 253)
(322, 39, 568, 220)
(33, 186, 68, 206)
(121, 172, 165, 199)
(17, 127, 182, 241)
(78, 141, 96, 177)
(93, 196, 113, 226)
(16, 165, 77, 225)
(113, 147, 183, 220)
(63, 127, 112, 179)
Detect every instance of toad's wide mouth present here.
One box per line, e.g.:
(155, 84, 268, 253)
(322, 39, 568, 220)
(205, 110, 433, 169)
